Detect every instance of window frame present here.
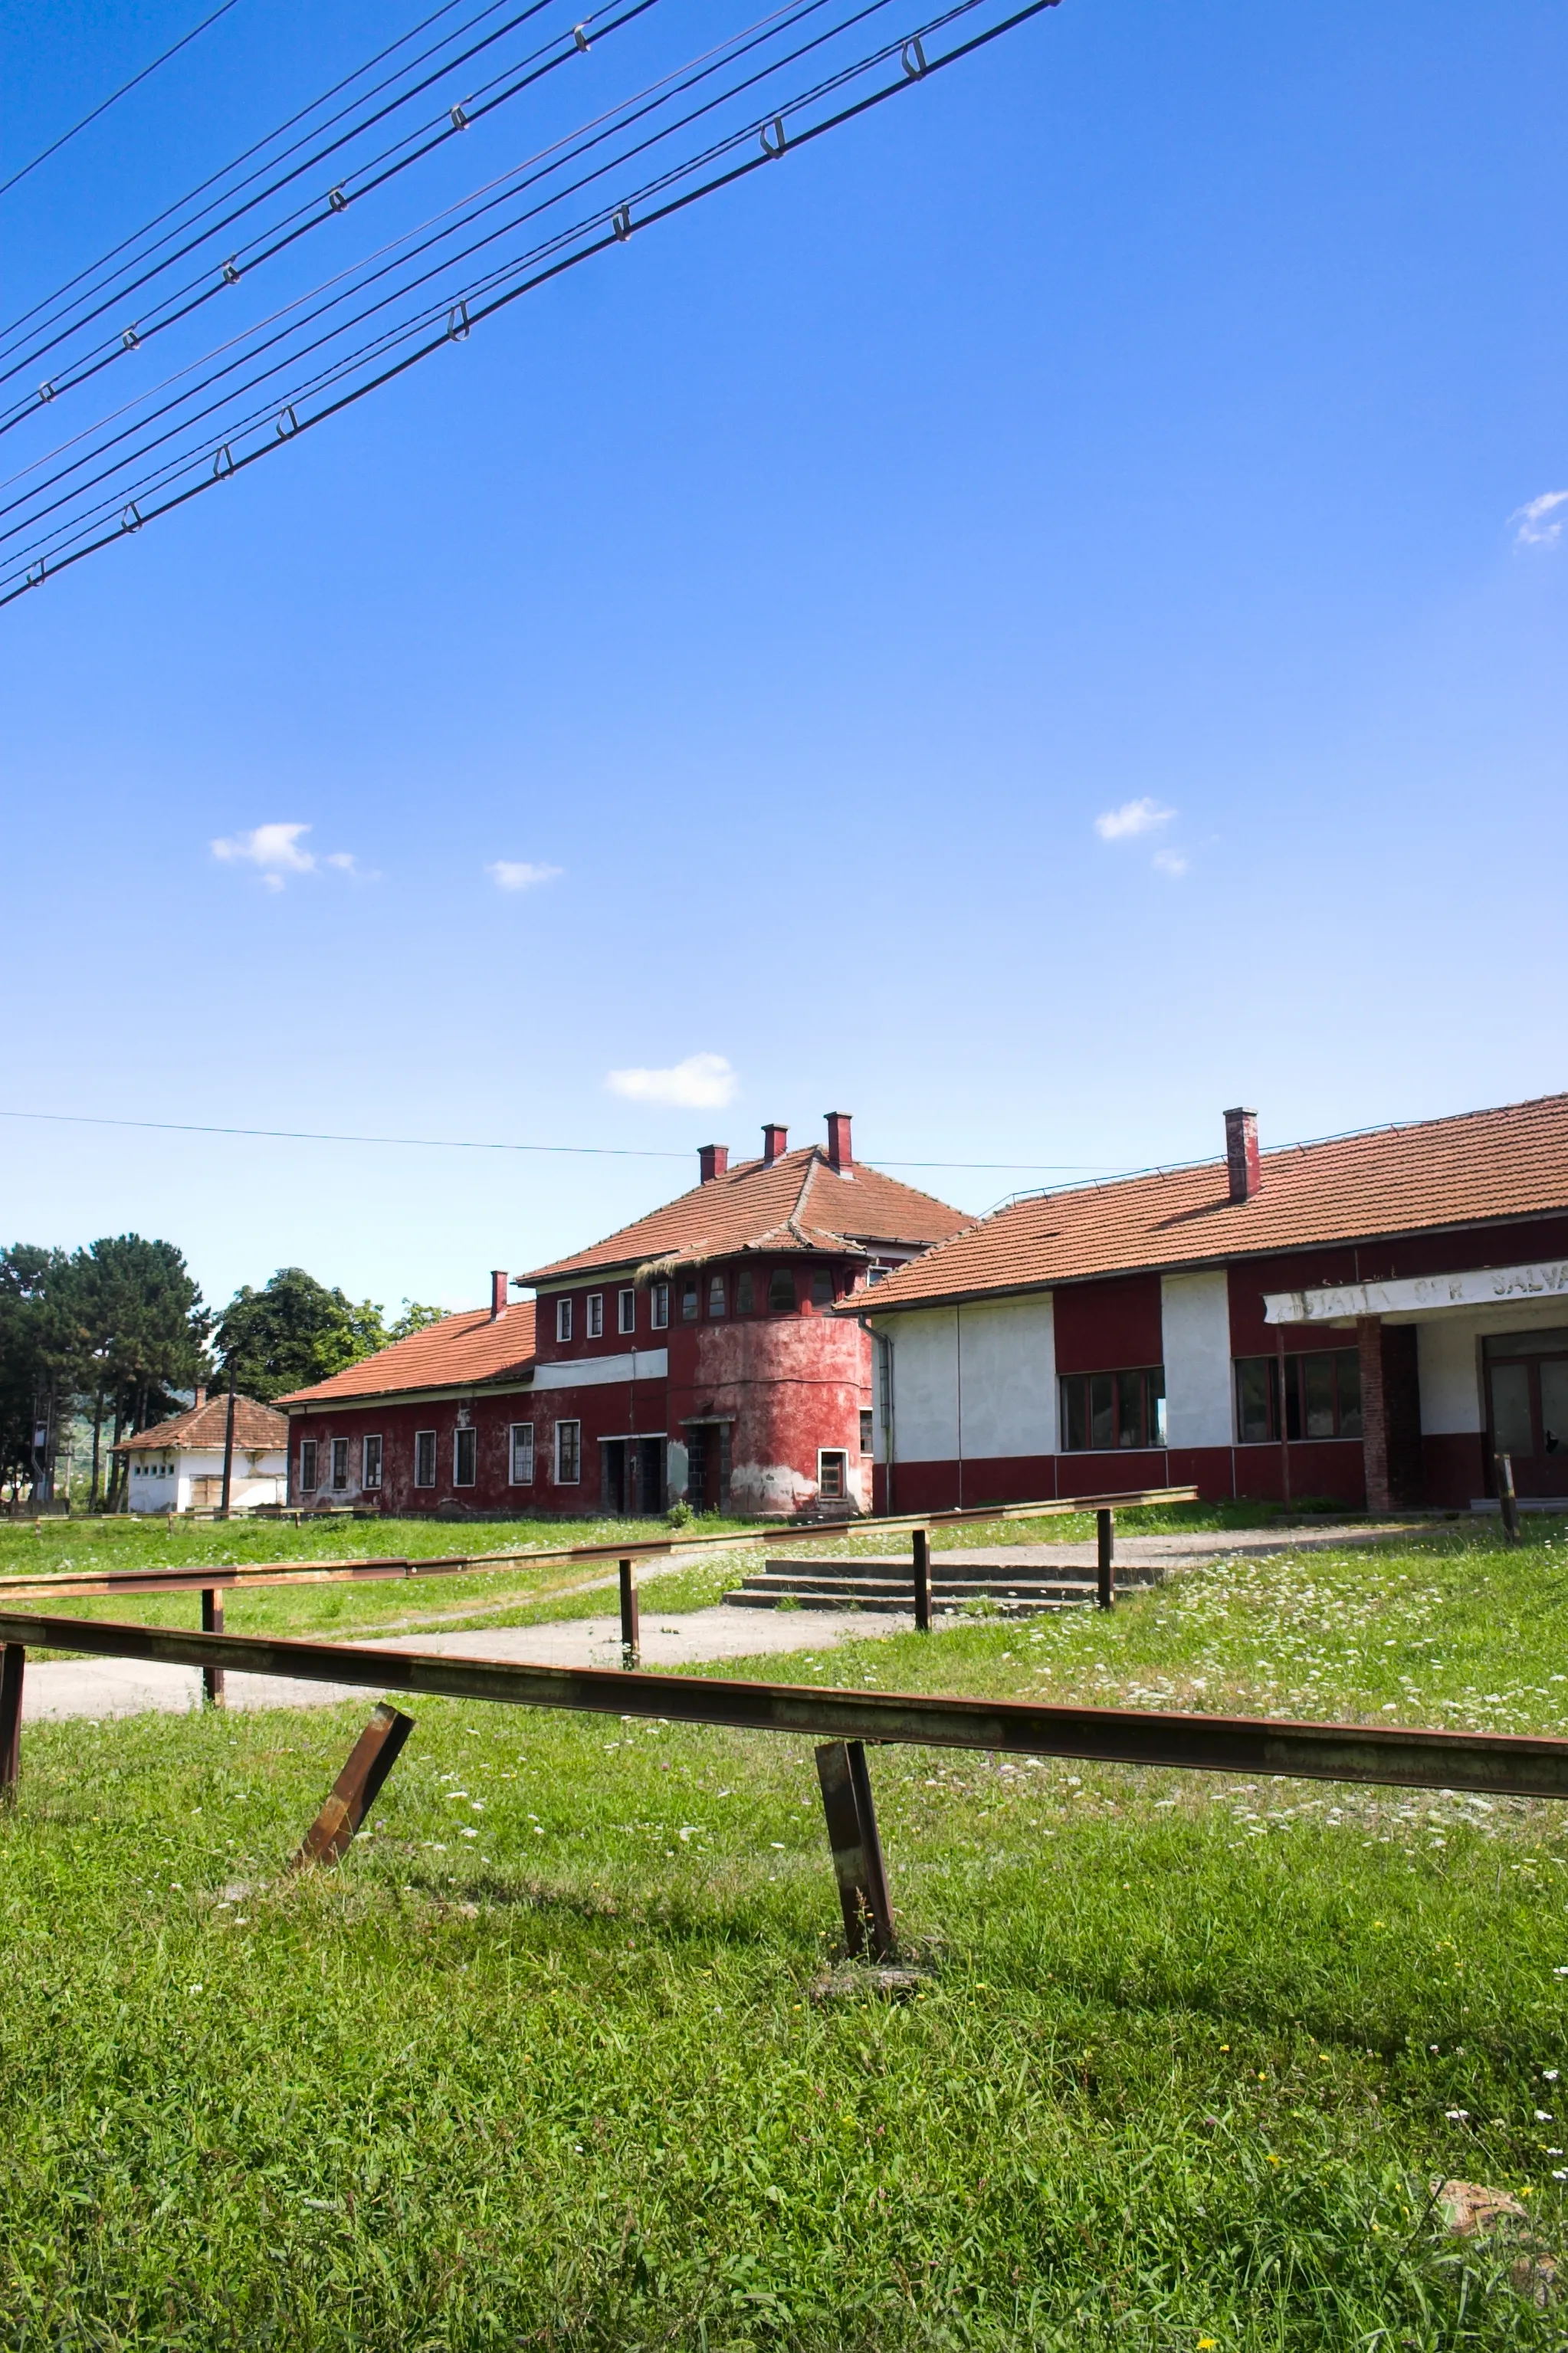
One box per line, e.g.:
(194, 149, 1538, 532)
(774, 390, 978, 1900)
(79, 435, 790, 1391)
(736, 1268, 755, 1314)
(509, 1422, 535, 1485)
(617, 1288, 636, 1335)
(1058, 1366, 1167, 1453)
(651, 1282, 670, 1331)
(362, 1433, 383, 1490)
(809, 1268, 834, 1309)
(454, 1426, 477, 1488)
(859, 1409, 874, 1455)
(818, 1448, 849, 1500)
(414, 1428, 438, 1488)
(330, 1436, 349, 1492)
(555, 1419, 582, 1485)
(298, 1438, 319, 1494)
(681, 1277, 699, 1322)
(587, 1291, 603, 1339)
(1232, 1348, 1363, 1444)
(768, 1267, 798, 1314)
(707, 1272, 727, 1318)
(555, 1295, 573, 1344)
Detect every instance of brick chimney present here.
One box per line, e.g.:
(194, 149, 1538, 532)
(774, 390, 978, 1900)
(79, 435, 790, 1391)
(1224, 1108, 1261, 1203)
(490, 1268, 509, 1318)
(762, 1122, 788, 1167)
(698, 1143, 730, 1184)
(192, 1382, 207, 1409)
(824, 1111, 852, 1170)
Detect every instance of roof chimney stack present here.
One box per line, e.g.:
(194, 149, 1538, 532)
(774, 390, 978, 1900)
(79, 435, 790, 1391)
(490, 1268, 509, 1318)
(698, 1143, 730, 1184)
(192, 1382, 207, 1410)
(761, 1122, 788, 1167)
(824, 1111, 852, 1170)
(1224, 1108, 1261, 1204)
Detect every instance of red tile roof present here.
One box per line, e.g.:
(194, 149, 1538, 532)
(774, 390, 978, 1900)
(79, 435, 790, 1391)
(520, 1147, 969, 1285)
(115, 1395, 290, 1452)
(847, 1093, 1568, 1314)
(276, 1300, 537, 1406)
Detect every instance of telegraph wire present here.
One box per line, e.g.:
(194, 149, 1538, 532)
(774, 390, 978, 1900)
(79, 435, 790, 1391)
(0, 0, 1061, 602)
(0, 0, 927, 543)
(0, 0, 543, 367)
(0, 1108, 1113, 1173)
(0, 0, 248, 200)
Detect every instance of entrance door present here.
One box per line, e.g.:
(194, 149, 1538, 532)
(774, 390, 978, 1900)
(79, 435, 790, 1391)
(1484, 1330, 1568, 1496)
(602, 1440, 628, 1515)
(638, 1437, 664, 1515)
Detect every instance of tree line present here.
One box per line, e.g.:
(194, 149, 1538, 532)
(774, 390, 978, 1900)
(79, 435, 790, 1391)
(0, 1240, 442, 1505)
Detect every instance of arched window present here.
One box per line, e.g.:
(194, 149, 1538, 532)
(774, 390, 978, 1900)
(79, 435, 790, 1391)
(768, 1268, 797, 1313)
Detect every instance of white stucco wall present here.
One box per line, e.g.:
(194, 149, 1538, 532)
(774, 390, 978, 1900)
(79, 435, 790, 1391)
(126, 1446, 287, 1514)
(1161, 1269, 1233, 1449)
(1416, 1321, 1484, 1435)
(884, 1308, 961, 1462)
(956, 1295, 1058, 1460)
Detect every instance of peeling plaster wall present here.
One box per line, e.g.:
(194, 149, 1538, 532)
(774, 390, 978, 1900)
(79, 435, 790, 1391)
(1161, 1270, 1232, 1449)
(674, 1308, 872, 1514)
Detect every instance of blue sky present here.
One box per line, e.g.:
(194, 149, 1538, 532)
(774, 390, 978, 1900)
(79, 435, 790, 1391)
(1, 0, 1563, 1319)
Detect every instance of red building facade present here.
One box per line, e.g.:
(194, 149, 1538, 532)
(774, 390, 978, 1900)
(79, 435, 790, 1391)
(853, 1096, 1568, 1516)
(277, 1116, 969, 1518)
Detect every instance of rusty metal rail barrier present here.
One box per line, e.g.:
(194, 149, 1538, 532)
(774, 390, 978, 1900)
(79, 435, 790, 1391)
(4, 1607, 1568, 1802)
(0, 1487, 1199, 1605)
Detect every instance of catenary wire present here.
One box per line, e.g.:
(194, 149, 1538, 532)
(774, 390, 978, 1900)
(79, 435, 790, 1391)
(0, 0, 248, 200)
(0, 0, 543, 367)
(0, 0, 1061, 600)
(0, 1108, 1112, 1172)
(0, 0, 919, 537)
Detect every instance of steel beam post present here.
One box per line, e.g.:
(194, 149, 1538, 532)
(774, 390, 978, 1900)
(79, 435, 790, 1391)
(201, 1588, 225, 1707)
(290, 1703, 415, 1869)
(1497, 1454, 1522, 1546)
(912, 1528, 931, 1633)
(0, 1643, 22, 1800)
(1097, 1509, 1115, 1610)
(815, 1738, 895, 1960)
(619, 1559, 640, 1666)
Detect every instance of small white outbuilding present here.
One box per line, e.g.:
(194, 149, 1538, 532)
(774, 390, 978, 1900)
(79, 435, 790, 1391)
(114, 1389, 290, 1514)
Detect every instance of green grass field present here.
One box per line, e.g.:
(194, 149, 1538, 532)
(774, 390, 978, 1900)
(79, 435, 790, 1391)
(6, 1517, 1568, 2348)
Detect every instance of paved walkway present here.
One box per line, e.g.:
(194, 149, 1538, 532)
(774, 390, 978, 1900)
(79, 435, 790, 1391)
(18, 1605, 907, 1722)
(927, 1521, 1419, 1570)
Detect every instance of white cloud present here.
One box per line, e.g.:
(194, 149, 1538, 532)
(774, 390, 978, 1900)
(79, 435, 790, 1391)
(605, 1052, 738, 1110)
(1513, 490, 1568, 548)
(1094, 796, 1176, 842)
(487, 859, 563, 891)
(211, 822, 363, 890)
(1152, 847, 1189, 878)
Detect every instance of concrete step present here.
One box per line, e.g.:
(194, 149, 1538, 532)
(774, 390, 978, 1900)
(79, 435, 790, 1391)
(722, 1586, 1090, 1616)
(762, 1554, 1163, 1587)
(733, 1572, 1107, 1602)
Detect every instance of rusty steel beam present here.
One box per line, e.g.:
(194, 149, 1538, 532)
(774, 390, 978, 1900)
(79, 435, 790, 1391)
(815, 1740, 895, 1959)
(0, 1644, 22, 1799)
(1097, 1509, 1114, 1611)
(912, 1529, 932, 1633)
(290, 1703, 415, 1869)
(201, 1588, 225, 1708)
(618, 1558, 640, 1668)
(0, 1487, 1202, 1606)
(6, 1607, 1568, 1800)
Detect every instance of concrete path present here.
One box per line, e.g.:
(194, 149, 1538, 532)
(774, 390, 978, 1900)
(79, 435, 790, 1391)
(927, 1521, 1419, 1570)
(18, 1605, 908, 1723)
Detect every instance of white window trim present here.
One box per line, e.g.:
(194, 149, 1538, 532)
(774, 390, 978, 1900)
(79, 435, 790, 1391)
(508, 1421, 535, 1485)
(554, 1418, 582, 1484)
(413, 1428, 438, 1488)
(817, 1446, 849, 1499)
(556, 1295, 573, 1344)
(453, 1427, 477, 1487)
(362, 1433, 383, 1488)
(587, 1291, 603, 1338)
(651, 1282, 670, 1331)
(299, 1439, 319, 1493)
(618, 1288, 636, 1335)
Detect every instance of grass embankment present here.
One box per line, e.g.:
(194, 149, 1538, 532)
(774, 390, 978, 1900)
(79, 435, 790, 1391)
(7, 1522, 1568, 2346)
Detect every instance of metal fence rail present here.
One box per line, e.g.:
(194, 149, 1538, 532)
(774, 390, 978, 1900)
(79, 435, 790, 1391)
(3, 1607, 1566, 1800)
(0, 1487, 1199, 1605)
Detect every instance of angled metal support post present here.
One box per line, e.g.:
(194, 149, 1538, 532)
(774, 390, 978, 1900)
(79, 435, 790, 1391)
(289, 1702, 415, 1869)
(201, 1588, 225, 1707)
(1097, 1508, 1115, 1610)
(0, 1644, 22, 1800)
(1497, 1454, 1522, 1545)
(815, 1738, 895, 1960)
(618, 1558, 640, 1666)
(912, 1528, 931, 1632)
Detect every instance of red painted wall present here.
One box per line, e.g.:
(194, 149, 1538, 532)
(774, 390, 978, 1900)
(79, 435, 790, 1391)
(1053, 1274, 1163, 1372)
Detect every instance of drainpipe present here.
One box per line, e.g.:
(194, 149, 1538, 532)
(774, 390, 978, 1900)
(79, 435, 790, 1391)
(877, 1326, 896, 1517)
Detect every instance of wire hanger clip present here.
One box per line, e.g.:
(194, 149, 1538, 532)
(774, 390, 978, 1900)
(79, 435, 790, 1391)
(760, 116, 787, 158)
(901, 34, 928, 77)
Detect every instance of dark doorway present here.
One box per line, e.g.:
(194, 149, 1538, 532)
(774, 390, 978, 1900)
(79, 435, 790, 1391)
(603, 1437, 667, 1516)
(684, 1423, 731, 1512)
(1485, 1330, 1568, 1498)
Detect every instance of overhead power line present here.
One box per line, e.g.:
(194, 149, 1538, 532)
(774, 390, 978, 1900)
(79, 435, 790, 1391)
(0, 1107, 1114, 1173)
(0, 0, 1061, 605)
(0, 0, 248, 200)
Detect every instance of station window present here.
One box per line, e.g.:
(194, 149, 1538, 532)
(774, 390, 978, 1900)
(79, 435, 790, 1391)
(298, 1439, 318, 1493)
(736, 1270, 755, 1314)
(454, 1427, 477, 1487)
(769, 1268, 797, 1313)
(651, 1282, 670, 1331)
(556, 1296, 573, 1344)
(510, 1423, 535, 1484)
(618, 1288, 636, 1335)
(1234, 1349, 1362, 1443)
(587, 1292, 603, 1339)
(860, 1410, 874, 1454)
(555, 1419, 581, 1483)
(818, 1449, 848, 1500)
(708, 1273, 727, 1318)
(362, 1434, 382, 1489)
(681, 1278, 699, 1322)
(414, 1429, 437, 1488)
(809, 1268, 834, 1308)
(1059, 1367, 1167, 1452)
(330, 1437, 349, 1491)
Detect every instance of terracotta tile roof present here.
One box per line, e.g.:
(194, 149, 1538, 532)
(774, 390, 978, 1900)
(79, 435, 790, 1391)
(115, 1395, 290, 1452)
(520, 1148, 969, 1285)
(846, 1093, 1568, 1314)
(277, 1300, 537, 1406)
